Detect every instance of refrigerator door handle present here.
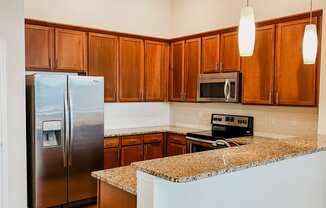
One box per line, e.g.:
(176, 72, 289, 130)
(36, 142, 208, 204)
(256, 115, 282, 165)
(68, 91, 74, 167)
(63, 91, 69, 167)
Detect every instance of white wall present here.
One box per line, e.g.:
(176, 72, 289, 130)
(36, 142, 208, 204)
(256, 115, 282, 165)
(24, 0, 172, 38)
(0, 0, 26, 207)
(170, 0, 326, 135)
(105, 103, 170, 129)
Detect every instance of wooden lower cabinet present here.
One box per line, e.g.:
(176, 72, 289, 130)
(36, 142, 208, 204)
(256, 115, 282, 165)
(104, 148, 120, 169)
(166, 133, 187, 156)
(167, 142, 186, 156)
(121, 145, 144, 166)
(97, 180, 136, 208)
(144, 142, 163, 160)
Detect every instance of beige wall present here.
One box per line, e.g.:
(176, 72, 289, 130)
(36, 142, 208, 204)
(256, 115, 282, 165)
(25, 0, 172, 38)
(170, 0, 326, 135)
(170, 103, 318, 136)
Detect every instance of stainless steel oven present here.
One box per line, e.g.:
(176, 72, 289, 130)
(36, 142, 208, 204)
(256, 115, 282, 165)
(197, 72, 241, 103)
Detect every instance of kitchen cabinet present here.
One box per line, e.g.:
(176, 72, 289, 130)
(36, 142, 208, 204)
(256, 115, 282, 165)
(119, 37, 145, 102)
(55, 28, 87, 72)
(242, 25, 275, 105)
(220, 31, 240, 72)
(167, 142, 186, 156)
(169, 41, 185, 101)
(144, 133, 163, 160)
(104, 148, 120, 169)
(88, 33, 118, 102)
(104, 137, 121, 169)
(275, 18, 318, 106)
(202, 34, 220, 73)
(121, 145, 144, 166)
(184, 38, 201, 102)
(145, 41, 168, 101)
(121, 135, 144, 166)
(167, 133, 187, 156)
(25, 24, 54, 70)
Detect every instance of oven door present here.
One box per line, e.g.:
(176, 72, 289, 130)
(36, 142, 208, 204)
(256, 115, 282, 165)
(197, 72, 240, 103)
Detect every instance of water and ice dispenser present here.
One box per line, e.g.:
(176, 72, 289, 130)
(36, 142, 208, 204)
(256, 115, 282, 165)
(42, 121, 62, 147)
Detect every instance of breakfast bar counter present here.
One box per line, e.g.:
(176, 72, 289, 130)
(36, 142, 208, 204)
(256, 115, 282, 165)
(93, 134, 326, 208)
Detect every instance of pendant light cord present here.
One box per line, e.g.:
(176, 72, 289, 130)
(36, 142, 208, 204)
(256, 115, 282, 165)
(310, 0, 313, 24)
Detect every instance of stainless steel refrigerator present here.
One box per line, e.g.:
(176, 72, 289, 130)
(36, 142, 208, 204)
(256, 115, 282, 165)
(26, 74, 104, 208)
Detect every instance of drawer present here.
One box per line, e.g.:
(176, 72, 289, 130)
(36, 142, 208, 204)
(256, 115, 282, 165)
(104, 137, 120, 148)
(167, 133, 186, 145)
(144, 133, 163, 144)
(121, 135, 143, 146)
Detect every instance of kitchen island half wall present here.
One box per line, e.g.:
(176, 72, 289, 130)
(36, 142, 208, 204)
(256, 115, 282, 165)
(170, 102, 318, 136)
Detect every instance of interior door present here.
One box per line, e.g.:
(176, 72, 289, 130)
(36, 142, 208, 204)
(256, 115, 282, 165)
(67, 76, 104, 202)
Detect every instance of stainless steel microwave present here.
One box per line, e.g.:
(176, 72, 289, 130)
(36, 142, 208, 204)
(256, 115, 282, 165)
(197, 72, 241, 103)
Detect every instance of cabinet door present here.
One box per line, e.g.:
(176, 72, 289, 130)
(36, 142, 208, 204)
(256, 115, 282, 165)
(144, 142, 163, 160)
(169, 41, 185, 101)
(275, 18, 318, 106)
(242, 25, 275, 104)
(185, 38, 201, 102)
(202, 35, 220, 73)
(25, 24, 54, 70)
(104, 148, 120, 169)
(121, 145, 144, 166)
(167, 142, 186, 156)
(145, 41, 168, 101)
(119, 37, 145, 102)
(220, 31, 240, 72)
(55, 28, 87, 72)
(89, 33, 118, 102)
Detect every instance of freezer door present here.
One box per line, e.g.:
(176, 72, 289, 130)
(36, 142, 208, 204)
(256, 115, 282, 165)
(32, 74, 68, 208)
(67, 76, 104, 202)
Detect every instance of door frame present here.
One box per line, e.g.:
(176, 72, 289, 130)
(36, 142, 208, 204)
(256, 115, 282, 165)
(0, 39, 8, 208)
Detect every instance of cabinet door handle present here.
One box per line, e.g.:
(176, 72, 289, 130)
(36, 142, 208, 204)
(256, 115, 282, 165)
(49, 58, 52, 69)
(220, 63, 223, 71)
(269, 91, 273, 104)
(276, 92, 279, 105)
(116, 149, 120, 160)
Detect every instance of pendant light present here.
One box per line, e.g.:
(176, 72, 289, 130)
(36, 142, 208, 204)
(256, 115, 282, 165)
(302, 0, 318, 64)
(238, 0, 256, 57)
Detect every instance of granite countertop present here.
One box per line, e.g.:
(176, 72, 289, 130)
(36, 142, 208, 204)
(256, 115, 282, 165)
(93, 134, 326, 195)
(132, 135, 326, 183)
(104, 125, 206, 137)
(92, 166, 137, 195)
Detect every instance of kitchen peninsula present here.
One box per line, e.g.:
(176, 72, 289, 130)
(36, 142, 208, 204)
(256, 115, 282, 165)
(93, 135, 326, 208)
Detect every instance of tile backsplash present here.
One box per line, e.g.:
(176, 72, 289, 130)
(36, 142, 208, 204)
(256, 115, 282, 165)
(170, 102, 318, 136)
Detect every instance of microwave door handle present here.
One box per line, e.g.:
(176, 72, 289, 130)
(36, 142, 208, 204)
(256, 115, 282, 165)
(227, 80, 231, 101)
(224, 80, 228, 101)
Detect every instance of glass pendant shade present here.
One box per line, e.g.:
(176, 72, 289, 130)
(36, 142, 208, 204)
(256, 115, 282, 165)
(238, 6, 256, 57)
(302, 24, 318, 64)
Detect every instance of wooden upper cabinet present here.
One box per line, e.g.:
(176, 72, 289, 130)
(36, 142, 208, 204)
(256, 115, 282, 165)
(202, 35, 220, 74)
(170, 41, 185, 101)
(55, 28, 87, 72)
(220, 31, 240, 72)
(275, 18, 318, 106)
(119, 37, 145, 102)
(25, 24, 54, 70)
(242, 25, 275, 105)
(144, 41, 168, 101)
(184, 38, 201, 102)
(88, 33, 118, 102)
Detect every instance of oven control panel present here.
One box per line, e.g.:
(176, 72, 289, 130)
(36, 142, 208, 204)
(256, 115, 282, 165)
(211, 114, 252, 128)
